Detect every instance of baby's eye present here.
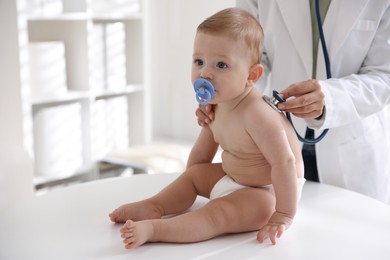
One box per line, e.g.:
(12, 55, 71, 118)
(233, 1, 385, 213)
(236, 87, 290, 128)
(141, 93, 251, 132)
(194, 59, 204, 66)
(216, 61, 228, 69)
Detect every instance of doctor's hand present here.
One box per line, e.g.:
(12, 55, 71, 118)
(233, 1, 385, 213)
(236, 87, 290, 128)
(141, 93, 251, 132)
(257, 211, 293, 245)
(196, 104, 215, 126)
(277, 79, 325, 119)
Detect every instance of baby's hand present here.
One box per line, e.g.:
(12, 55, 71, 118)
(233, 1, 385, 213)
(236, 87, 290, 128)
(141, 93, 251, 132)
(257, 211, 294, 245)
(196, 104, 214, 126)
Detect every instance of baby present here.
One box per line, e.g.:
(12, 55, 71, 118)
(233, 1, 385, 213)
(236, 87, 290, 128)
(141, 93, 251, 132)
(109, 7, 304, 248)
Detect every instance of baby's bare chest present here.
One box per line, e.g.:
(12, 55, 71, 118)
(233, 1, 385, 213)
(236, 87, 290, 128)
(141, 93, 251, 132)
(210, 112, 256, 151)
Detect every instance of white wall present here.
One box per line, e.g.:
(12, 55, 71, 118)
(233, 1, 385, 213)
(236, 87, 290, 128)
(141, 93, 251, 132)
(146, 0, 235, 143)
(0, 0, 25, 148)
(0, 0, 34, 209)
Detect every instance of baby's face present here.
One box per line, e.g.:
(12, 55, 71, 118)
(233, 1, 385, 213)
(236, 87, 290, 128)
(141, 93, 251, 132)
(192, 32, 253, 104)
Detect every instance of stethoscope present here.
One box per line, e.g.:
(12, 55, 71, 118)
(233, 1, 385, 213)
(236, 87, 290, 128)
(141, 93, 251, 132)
(194, 0, 331, 145)
(264, 0, 331, 145)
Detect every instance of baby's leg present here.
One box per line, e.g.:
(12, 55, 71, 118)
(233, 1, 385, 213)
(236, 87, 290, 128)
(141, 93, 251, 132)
(110, 163, 225, 223)
(121, 187, 275, 248)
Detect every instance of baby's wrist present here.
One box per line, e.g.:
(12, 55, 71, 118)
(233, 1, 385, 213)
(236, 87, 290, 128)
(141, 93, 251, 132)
(273, 210, 295, 221)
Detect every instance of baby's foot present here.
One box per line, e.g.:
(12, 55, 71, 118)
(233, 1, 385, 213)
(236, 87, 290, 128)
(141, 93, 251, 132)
(109, 201, 162, 223)
(121, 220, 154, 249)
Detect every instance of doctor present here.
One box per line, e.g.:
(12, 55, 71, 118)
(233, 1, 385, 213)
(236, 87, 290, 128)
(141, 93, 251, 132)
(196, 0, 390, 204)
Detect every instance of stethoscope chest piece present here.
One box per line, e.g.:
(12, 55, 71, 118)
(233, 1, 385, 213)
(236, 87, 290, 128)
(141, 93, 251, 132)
(263, 90, 285, 113)
(263, 90, 328, 145)
(194, 78, 215, 105)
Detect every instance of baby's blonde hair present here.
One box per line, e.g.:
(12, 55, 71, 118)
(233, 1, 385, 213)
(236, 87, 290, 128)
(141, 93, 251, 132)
(197, 8, 264, 65)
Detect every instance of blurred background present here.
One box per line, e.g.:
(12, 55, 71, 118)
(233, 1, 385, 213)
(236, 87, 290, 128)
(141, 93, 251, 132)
(0, 0, 234, 199)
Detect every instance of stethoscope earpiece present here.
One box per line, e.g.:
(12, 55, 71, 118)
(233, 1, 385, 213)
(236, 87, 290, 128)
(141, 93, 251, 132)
(194, 78, 215, 105)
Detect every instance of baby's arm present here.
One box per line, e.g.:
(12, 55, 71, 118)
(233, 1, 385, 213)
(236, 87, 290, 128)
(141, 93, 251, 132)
(246, 107, 298, 245)
(186, 126, 219, 169)
(257, 159, 298, 244)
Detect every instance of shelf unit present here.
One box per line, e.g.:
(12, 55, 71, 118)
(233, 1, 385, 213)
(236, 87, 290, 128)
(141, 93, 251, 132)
(16, 0, 149, 188)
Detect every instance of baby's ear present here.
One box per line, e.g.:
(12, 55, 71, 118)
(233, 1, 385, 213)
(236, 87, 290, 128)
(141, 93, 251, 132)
(247, 64, 263, 86)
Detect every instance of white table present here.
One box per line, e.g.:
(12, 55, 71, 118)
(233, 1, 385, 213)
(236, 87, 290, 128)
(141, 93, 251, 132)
(1, 173, 390, 260)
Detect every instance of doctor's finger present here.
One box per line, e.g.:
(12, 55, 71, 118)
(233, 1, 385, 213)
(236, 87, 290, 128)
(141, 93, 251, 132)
(280, 80, 320, 99)
(281, 96, 321, 112)
(284, 103, 324, 119)
(279, 91, 322, 109)
(292, 110, 323, 119)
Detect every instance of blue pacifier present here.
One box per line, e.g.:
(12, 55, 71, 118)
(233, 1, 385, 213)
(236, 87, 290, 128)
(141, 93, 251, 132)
(193, 78, 215, 105)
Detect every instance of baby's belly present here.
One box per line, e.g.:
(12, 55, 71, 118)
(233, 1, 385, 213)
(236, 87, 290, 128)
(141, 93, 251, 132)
(221, 151, 272, 186)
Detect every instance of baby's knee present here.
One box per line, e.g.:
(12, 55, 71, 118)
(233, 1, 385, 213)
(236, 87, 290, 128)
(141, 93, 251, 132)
(204, 199, 240, 229)
(185, 163, 211, 174)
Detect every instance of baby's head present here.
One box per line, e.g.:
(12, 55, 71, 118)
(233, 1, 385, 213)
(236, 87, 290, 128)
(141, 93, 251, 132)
(196, 8, 264, 65)
(192, 8, 264, 104)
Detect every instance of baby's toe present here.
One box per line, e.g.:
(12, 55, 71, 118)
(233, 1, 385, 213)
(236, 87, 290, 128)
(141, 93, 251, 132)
(121, 231, 134, 238)
(124, 236, 135, 243)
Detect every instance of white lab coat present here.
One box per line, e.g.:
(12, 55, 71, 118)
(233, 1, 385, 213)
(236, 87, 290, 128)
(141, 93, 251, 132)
(237, 0, 390, 204)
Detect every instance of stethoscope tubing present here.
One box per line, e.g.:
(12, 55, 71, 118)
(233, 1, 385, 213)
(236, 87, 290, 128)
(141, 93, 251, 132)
(316, 0, 332, 79)
(285, 0, 330, 145)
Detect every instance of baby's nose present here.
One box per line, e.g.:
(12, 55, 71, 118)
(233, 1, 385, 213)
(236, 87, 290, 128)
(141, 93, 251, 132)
(200, 69, 213, 80)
